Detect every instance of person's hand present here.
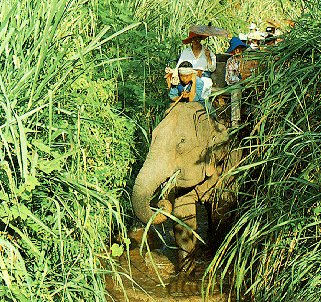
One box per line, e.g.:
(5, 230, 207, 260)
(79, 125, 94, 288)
(165, 66, 173, 74)
(205, 48, 212, 65)
(181, 90, 190, 98)
(205, 48, 211, 58)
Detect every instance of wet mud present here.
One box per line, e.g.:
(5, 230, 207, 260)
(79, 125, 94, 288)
(105, 203, 235, 302)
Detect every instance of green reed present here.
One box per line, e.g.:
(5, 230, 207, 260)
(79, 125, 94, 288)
(0, 0, 309, 301)
(0, 0, 140, 301)
(203, 2, 321, 301)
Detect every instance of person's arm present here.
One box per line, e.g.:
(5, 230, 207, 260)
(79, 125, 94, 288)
(164, 71, 173, 89)
(188, 74, 197, 102)
(169, 86, 180, 101)
(179, 78, 196, 102)
(195, 77, 204, 101)
(205, 48, 216, 72)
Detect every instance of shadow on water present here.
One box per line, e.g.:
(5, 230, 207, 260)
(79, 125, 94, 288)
(105, 203, 236, 302)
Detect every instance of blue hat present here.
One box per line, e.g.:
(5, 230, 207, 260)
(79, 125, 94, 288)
(226, 37, 249, 53)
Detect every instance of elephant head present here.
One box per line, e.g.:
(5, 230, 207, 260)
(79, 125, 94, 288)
(132, 102, 229, 225)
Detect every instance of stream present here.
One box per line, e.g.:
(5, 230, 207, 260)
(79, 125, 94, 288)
(105, 203, 236, 302)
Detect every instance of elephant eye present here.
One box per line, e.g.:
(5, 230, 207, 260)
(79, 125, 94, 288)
(176, 137, 187, 154)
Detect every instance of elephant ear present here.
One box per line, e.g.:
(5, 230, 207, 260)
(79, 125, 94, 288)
(203, 121, 230, 177)
(192, 104, 229, 177)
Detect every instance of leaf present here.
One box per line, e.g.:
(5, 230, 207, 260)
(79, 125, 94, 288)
(124, 237, 131, 248)
(9, 204, 29, 221)
(10, 205, 27, 220)
(110, 243, 124, 257)
(24, 175, 40, 192)
(37, 150, 74, 174)
(16, 116, 29, 179)
(32, 139, 51, 154)
(0, 253, 12, 288)
(38, 159, 62, 174)
(0, 191, 9, 201)
(313, 207, 321, 215)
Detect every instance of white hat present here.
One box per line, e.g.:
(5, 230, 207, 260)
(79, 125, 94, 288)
(249, 23, 257, 30)
(178, 67, 196, 74)
(248, 32, 264, 40)
(194, 66, 205, 71)
(239, 33, 248, 41)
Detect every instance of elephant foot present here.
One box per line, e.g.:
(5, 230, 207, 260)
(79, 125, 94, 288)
(167, 272, 202, 297)
(177, 247, 197, 276)
(177, 259, 196, 277)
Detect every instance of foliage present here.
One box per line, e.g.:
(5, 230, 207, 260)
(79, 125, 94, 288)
(0, 0, 316, 301)
(131, 0, 302, 54)
(204, 3, 321, 301)
(0, 0, 138, 300)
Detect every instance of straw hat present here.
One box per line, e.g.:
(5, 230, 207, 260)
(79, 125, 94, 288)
(248, 32, 265, 41)
(266, 19, 281, 28)
(238, 33, 248, 42)
(182, 31, 207, 44)
(249, 23, 257, 30)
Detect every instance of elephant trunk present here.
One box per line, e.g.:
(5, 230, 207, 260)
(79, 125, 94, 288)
(132, 158, 173, 225)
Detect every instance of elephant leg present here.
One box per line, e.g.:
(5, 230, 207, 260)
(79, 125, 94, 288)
(172, 190, 197, 275)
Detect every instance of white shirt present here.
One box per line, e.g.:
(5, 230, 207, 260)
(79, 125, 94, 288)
(176, 46, 216, 72)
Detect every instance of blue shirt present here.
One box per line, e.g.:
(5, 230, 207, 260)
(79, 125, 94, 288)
(169, 77, 204, 102)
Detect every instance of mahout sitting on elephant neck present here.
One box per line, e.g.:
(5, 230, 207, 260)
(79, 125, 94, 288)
(168, 61, 204, 104)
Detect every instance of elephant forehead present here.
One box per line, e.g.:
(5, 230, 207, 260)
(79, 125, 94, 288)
(172, 102, 207, 121)
(153, 103, 212, 137)
(152, 117, 198, 145)
(164, 102, 206, 121)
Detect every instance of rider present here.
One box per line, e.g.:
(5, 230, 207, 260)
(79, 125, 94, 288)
(176, 31, 216, 99)
(225, 37, 249, 86)
(168, 61, 204, 103)
(225, 37, 250, 127)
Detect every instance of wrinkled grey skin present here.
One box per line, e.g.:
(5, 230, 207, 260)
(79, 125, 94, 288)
(132, 101, 240, 275)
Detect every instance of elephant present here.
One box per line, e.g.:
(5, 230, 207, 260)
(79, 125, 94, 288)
(132, 101, 241, 277)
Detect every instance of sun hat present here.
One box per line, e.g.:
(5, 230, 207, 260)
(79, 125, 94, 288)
(248, 32, 265, 41)
(226, 37, 249, 53)
(238, 33, 248, 42)
(249, 23, 257, 30)
(266, 19, 281, 29)
(266, 26, 275, 34)
(182, 31, 207, 44)
(178, 67, 196, 75)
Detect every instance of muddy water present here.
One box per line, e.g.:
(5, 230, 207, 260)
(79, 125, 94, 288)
(105, 203, 235, 302)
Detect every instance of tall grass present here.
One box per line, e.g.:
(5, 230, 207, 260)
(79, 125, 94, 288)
(0, 0, 312, 301)
(204, 2, 321, 301)
(132, 0, 302, 54)
(0, 0, 140, 300)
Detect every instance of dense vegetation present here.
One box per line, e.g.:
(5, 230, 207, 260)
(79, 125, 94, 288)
(0, 0, 320, 301)
(205, 2, 321, 301)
